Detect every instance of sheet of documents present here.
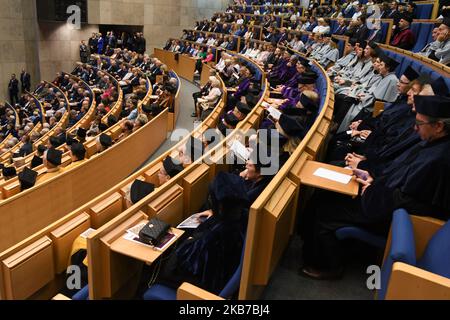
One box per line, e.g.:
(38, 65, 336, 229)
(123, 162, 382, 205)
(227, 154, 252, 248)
(230, 140, 250, 161)
(313, 168, 353, 184)
(268, 106, 282, 121)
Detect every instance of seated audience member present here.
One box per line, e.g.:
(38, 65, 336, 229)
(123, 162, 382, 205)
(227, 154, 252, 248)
(31, 144, 47, 168)
(195, 77, 222, 120)
(418, 26, 441, 57)
(390, 16, 416, 50)
(337, 53, 400, 133)
(39, 148, 63, 183)
(327, 66, 421, 171)
(18, 167, 38, 191)
(76, 127, 87, 144)
(2, 166, 17, 181)
(217, 112, 240, 137)
(133, 113, 148, 132)
(178, 136, 204, 166)
(158, 156, 184, 185)
(299, 94, 450, 280)
(64, 143, 87, 171)
(96, 133, 113, 153)
(319, 36, 340, 69)
(147, 172, 249, 295)
(427, 19, 450, 66)
(117, 120, 134, 141)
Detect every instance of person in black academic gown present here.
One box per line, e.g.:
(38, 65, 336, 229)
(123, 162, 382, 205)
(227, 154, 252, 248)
(299, 94, 450, 280)
(150, 172, 249, 295)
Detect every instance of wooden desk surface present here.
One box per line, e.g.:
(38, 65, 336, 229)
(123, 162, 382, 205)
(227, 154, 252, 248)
(110, 219, 184, 265)
(299, 160, 359, 197)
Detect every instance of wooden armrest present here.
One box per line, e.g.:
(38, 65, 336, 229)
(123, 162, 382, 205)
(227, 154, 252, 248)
(52, 294, 72, 300)
(410, 215, 446, 258)
(385, 262, 450, 300)
(176, 282, 224, 300)
(373, 101, 385, 117)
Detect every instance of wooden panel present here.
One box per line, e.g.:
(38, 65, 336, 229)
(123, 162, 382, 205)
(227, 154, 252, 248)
(2, 237, 54, 300)
(89, 192, 123, 229)
(305, 131, 324, 157)
(85, 139, 98, 159)
(50, 212, 90, 274)
(182, 164, 210, 217)
(2, 181, 20, 199)
(253, 178, 297, 284)
(144, 163, 162, 187)
(177, 282, 224, 300)
(147, 184, 184, 227)
(0, 109, 169, 252)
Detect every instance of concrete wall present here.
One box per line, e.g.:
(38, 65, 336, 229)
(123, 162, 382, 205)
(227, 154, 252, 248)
(0, 0, 228, 102)
(88, 0, 229, 52)
(0, 0, 40, 102)
(38, 22, 99, 82)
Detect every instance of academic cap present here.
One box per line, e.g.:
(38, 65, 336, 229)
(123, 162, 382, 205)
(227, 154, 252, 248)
(298, 76, 316, 85)
(431, 77, 449, 97)
(18, 167, 38, 190)
(130, 179, 155, 204)
(98, 122, 108, 132)
(30, 155, 43, 168)
(163, 156, 184, 178)
(224, 113, 240, 127)
(331, 37, 339, 44)
(348, 38, 358, 46)
(2, 166, 16, 177)
(414, 95, 450, 118)
(359, 40, 368, 49)
(49, 135, 62, 148)
(402, 66, 419, 82)
(236, 102, 252, 115)
(46, 148, 63, 166)
(66, 136, 79, 146)
(77, 127, 87, 139)
(443, 17, 450, 28)
(299, 93, 319, 113)
(297, 56, 311, 68)
(210, 171, 249, 203)
(401, 14, 413, 24)
(380, 54, 400, 71)
(37, 144, 47, 154)
(142, 103, 153, 114)
(244, 93, 259, 108)
(368, 41, 378, 50)
(99, 133, 112, 148)
(278, 114, 306, 138)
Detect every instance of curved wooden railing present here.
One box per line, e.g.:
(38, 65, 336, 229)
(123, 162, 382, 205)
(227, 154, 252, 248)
(0, 51, 257, 299)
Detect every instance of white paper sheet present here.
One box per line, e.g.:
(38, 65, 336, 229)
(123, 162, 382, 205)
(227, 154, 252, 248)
(268, 106, 282, 121)
(313, 168, 352, 184)
(230, 140, 250, 161)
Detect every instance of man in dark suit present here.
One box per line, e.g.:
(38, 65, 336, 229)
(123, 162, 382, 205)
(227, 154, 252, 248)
(20, 69, 31, 93)
(353, 15, 369, 44)
(8, 74, 19, 105)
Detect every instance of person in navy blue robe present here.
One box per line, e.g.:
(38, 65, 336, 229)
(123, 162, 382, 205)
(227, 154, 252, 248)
(299, 94, 450, 279)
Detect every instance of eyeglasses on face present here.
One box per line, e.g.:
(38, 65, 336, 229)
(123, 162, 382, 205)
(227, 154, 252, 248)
(414, 119, 435, 127)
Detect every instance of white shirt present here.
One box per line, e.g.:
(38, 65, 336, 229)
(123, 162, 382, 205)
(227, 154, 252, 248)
(352, 11, 362, 21)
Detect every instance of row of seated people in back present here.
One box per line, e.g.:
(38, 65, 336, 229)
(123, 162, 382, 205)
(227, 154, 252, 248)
(0, 83, 70, 159)
(188, 2, 449, 66)
(416, 19, 450, 66)
(295, 42, 450, 279)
